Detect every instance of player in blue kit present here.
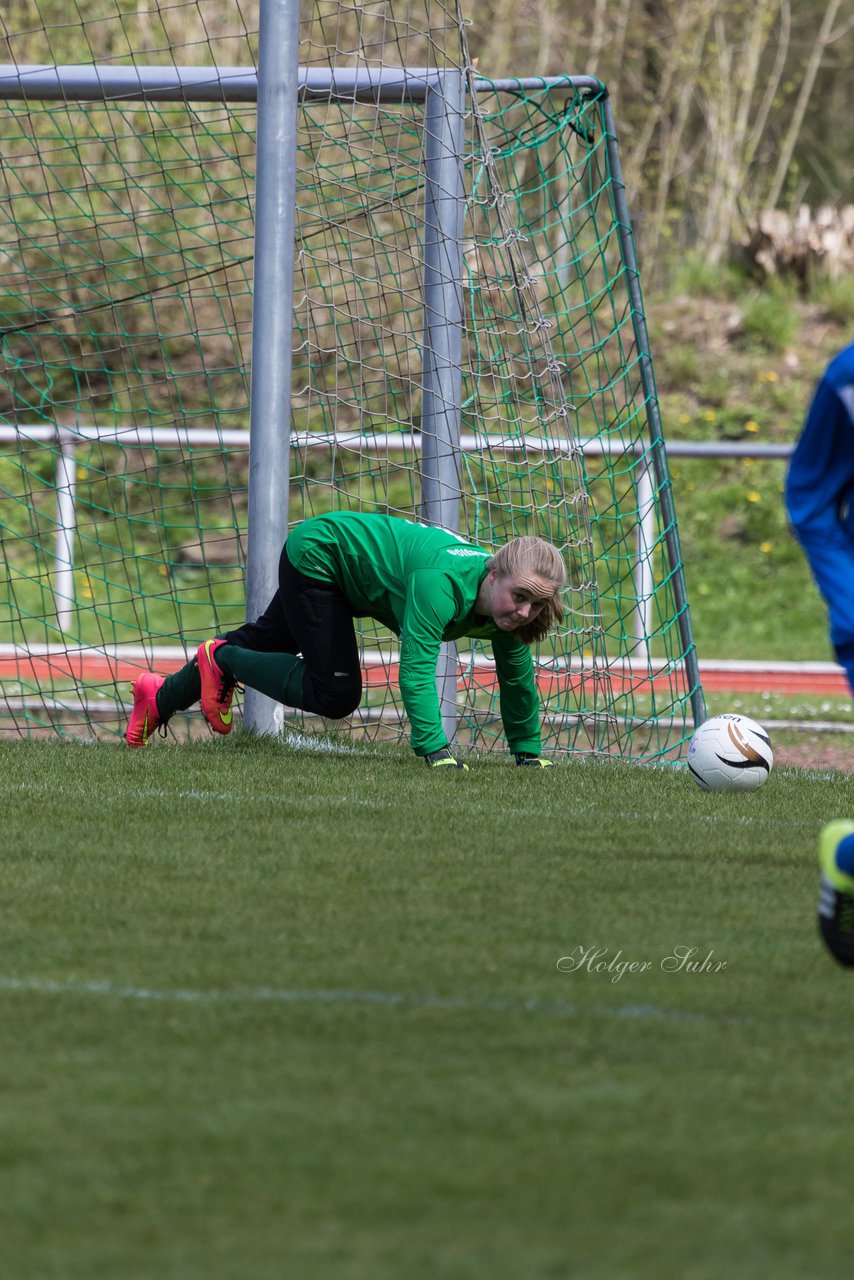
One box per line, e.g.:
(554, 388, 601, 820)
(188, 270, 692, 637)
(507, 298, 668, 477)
(786, 341, 854, 691)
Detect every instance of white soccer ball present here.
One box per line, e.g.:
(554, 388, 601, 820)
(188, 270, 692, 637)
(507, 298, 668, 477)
(686, 713, 773, 792)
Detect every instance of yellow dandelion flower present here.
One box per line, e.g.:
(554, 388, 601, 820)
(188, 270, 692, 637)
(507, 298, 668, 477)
(746, 490, 761, 503)
(679, 414, 690, 425)
(703, 409, 716, 422)
(760, 541, 773, 553)
(745, 420, 760, 433)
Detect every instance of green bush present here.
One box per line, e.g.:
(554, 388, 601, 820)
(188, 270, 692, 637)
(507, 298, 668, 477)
(738, 288, 800, 353)
(811, 273, 854, 327)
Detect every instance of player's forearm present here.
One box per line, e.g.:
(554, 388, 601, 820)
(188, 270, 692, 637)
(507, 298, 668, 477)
(498, 679, 541, 754)
(398, 673, 448, 756)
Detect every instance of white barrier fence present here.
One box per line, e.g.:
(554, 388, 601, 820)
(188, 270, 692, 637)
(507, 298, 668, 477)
(1, 420, 792, 640)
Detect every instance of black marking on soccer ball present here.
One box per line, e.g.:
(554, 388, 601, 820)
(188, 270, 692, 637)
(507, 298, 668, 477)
(687, 761, 712, 789)
(719, 721, 772, 772)
(714, 751, 771, 773)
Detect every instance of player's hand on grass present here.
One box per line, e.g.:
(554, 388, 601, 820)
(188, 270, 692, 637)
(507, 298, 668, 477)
(515, 753, 554, 768)
(424, 748, 469, 770)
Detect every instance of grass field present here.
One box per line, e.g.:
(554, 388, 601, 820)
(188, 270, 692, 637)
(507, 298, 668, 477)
(3, 734, 854, 1278)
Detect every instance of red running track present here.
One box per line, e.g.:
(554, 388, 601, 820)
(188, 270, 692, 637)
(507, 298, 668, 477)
(0, 652, 849, 698)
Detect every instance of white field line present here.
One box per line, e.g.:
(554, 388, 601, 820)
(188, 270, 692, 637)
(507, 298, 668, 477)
(0, 973, 748, 1026)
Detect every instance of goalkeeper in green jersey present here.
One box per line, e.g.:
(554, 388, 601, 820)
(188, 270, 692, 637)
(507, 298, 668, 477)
(126, 511, 566, 768)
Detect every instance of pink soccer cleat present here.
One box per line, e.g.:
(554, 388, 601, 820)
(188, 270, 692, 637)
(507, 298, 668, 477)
(125, 672, 166, 748)
(196, 638, 236, 735)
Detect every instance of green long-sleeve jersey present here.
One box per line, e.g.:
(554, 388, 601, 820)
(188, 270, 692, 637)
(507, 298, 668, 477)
(285, 512, 541, 757)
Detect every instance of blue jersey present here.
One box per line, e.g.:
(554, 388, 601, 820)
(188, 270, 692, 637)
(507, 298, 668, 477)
(786, 342, 854, 675)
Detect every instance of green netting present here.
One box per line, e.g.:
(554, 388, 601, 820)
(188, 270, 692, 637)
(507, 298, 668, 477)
(0, 4, 701, 758)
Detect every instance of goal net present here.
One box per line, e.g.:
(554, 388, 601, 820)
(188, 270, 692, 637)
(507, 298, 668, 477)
(0, 1, 702, 758)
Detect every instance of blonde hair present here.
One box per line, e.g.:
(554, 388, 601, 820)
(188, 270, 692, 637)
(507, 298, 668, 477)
(487, 536, 567, 644)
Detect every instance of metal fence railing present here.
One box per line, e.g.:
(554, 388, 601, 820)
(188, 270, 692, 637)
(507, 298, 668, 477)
(0, 421, 795, 636)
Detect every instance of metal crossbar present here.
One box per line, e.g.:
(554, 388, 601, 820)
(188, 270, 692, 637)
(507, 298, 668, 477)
(0, 64, 602, 104)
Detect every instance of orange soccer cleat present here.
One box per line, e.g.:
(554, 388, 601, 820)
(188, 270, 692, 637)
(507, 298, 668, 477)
(196, 638, 236, 735)
(125, 672, 166, 748)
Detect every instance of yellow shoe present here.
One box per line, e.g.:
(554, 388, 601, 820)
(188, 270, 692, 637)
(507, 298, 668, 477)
(818, 821, 854, 967)
(819, 821, 854, 892)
